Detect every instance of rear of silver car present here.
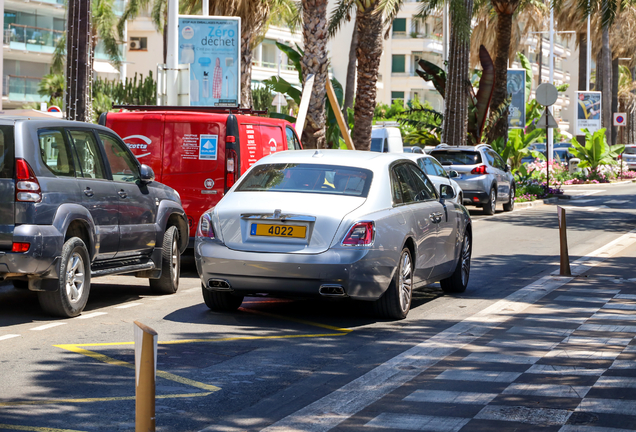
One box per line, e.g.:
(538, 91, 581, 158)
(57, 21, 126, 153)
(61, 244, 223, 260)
(623, 145, 636, 170)
(429, 148, 493, 206)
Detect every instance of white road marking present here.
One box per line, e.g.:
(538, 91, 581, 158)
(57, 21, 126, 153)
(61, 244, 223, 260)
(611, 361, 635, 369)
(404, 390, 498, 405)
(364, 413, 469, 431)
(462, 353, 540, 365)
(622, 345, 636, 352)
(503, 383, 591, 398)
(562, 189, 605, 197)
(0, 334, 20, 341)
(579, 324, 636, 333)
(486, 339, 560, 350)
(560, 425, 636, 432)
(544, 349, 621, 360)
(253, 230, 636, 432)
(526, 365, 606, 376)
(537, 305, 602, 314)
(595, 376, 636, 388)
(590, 312, 636, 321)
(30, 322, 67, 331)
(603, 303, 636, 310)
(76, 312, 107, 320)
(615, 294, 636, 300)
(475, 405, 572, 426)
(114, 303, 142, 309)
(507, 326, 575, 337)
(435, 369, 522, 383)
(558, 205, 607, 212)
(562, 337, 631, 346)
(604, 200, 629, 204)
(567, 288, 621, 294)
(554, 295, 614, 303)
(521, 315, 588, 324)
(576, 398, 636, 415)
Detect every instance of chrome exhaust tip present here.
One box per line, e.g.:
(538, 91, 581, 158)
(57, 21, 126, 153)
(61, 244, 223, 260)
(319, 284, 346, 297)
(208, 279, 232, 291)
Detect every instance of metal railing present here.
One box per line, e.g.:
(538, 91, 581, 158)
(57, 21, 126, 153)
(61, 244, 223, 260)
(4, 24, 64, 53)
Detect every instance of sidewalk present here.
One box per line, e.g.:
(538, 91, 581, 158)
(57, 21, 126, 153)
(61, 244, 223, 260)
(331, 235, 636, 431)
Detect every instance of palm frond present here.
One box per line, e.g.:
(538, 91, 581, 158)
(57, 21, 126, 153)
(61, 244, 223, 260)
(378, 0, 404, 37)
(328, 0, 356, 37)
(93, 0, 121, 68)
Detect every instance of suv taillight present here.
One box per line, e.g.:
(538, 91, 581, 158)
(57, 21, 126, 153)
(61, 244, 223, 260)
(197, 212, 215, 239)
(470, 165, 488, 175)
(15, 158, 41, 202)
(225, 149, 237, 191)
(342, 222, 374, 246)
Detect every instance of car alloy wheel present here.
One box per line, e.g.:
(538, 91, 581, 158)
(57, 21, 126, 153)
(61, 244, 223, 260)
(65, 252, 85, 304)
(399, 251, 413, 314)
(171, 236, 179, 286)
(489, 189, 496, 213)
(460, 235, 471, 287)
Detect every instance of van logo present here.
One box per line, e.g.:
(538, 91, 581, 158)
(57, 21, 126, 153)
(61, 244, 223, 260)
(204, 178, 215, 189)
(269, 138, 277, 153)
(122, 135, 152, 159)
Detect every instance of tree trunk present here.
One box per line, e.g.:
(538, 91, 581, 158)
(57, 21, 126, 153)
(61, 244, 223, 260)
(601, 25, 611, 145)
(577, 33, 587, 91)
(595, 50, 602, 91)
(443, 0, 474, 146)
(241, 32, 253, 108)
(66, 0, 91, 122)
(611, 57, 618, 145)
(300, 0, 329, 149)
(486, 4, 517, 144)
(352, 1, 383, 151)
(343, 24, 358, 118)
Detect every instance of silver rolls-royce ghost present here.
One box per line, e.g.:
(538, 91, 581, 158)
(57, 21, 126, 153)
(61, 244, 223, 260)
(195, 149, 472, 319)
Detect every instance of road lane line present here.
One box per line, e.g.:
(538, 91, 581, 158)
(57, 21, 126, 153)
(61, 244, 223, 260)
(255, 229, 636, 432)
(0, 424, 87, 432)
(30, 323, 67, 331)
(0, 334, 20, 341)
(241, 308, 353, 333)
(75, 312, 107, 320)
(114, 303, 142, 309)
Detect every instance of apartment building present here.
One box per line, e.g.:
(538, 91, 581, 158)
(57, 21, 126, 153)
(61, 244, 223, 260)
(3, 0, 124, 110)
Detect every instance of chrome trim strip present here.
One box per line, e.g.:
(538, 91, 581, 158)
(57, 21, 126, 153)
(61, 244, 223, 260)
(241, 213, 316, 222)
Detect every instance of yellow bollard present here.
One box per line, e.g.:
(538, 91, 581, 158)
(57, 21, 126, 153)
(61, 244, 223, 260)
(557, 206, 571, 276)
(134, 321, 158, 432)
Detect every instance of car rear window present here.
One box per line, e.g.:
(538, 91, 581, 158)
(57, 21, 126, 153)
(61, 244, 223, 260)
(430, 150, 482, 166)
(624, 146, 636, 155)
(0, 126, 14, 178)
(236, 163, 373, 197)
(370, 138, 385, 152)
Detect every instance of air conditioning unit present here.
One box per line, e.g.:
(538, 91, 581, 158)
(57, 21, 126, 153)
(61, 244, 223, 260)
(129, 40, 141, 50)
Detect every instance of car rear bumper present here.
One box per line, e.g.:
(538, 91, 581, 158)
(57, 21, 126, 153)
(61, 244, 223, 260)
(195, 239, 395, 301)
(462, 190, 490, 205)
(0, 225, 63, 279)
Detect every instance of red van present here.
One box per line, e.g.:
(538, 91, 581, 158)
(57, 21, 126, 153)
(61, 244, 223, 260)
(100, 108, 303, 244)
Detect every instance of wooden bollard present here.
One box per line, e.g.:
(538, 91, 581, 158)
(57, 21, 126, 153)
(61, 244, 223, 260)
(134, 321, 158, 432)
(557, 206, 571, 276)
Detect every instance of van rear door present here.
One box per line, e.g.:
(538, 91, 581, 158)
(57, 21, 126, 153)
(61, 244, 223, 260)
(0, 125, 14, 250)
(163, 113, 226, 236)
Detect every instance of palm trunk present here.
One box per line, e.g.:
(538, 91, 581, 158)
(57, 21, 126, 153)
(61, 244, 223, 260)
(611, 57, 618, 145)
(486, 6, 516, 143)
(241, 32, 253, 108)
(352, 0, 383, 151)
(66, 0, 91, 122)
(595, 50, 602, 91)
(601, 25, 611, 145)
(343, 24, 358, 117)
(300, 0, 329, 149)
(443, 0, 474, 146)
(577, 33, 587, 91)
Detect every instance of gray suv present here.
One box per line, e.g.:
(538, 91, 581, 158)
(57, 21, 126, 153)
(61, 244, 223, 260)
(0, 118, 188, 317)
(429, 144, 515, 215)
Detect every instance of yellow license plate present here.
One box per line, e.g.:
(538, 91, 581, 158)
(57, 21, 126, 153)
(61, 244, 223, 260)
(250, 223, 307, 238)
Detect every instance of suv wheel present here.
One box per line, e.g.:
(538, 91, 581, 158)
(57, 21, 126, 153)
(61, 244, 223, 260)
(150, 226, 180, 294)
(483, 187, 497, 215)
(503, 184, 515, 212)
(38, 237, 91, 318)
(202, 285, 244, 311)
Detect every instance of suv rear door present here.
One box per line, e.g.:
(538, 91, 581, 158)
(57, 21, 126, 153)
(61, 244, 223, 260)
(0, 126, 14, 250)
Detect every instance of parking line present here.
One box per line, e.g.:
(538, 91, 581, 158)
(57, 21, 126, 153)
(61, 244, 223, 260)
(242, 308, 353, 333)
(114, 303, 142, 309)
(0, 424, 87, 432)
(0, 392, 212, 408)
(30, 323, 67, 331)
(0, 334, 20, 341)
(75, 312, 107, 320)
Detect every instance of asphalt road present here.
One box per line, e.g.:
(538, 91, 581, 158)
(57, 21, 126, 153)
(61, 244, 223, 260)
(0, 181, 634, 432)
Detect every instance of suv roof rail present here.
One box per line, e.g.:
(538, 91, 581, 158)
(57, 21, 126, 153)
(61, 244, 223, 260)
(111, 105, 268, 116)
(435, 143, 450, 148)
(475, 143, 492, 149)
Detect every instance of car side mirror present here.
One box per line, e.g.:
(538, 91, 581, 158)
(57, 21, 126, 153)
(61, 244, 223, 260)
(140, 164, 155, 184)
(448, 170, 459, 178)
(440, 184, 455, 200)
(505, 164, 511, 172)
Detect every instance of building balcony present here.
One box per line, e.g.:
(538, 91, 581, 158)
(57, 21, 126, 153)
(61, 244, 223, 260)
(4, 75, 47, 103)
(391, 36, 443, 54)
(4, 24, 63, 55)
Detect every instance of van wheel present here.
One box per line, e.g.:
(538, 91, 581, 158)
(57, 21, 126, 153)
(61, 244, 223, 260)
(441, 231, 471, 293)
(150, 226, 180, 294)
(373, 247, 413, 320)
(483, 187, 497, 215)
(202, 285, 244, 311)
(503, 184, 515, 212)
(38, 237, 91, 318)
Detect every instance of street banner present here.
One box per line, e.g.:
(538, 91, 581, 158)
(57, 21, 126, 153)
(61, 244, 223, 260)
(507, 69, 526, 128)
(576, 91, 602, 135)
(178, 16, 241, 107)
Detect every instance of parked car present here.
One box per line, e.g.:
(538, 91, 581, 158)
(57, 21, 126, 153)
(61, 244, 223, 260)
(621, 144, 636, 170)
(403, 146, 424, 154)
(101, 109, 302, 245)
(401, 153, 464, 205)
(429, 144, 515, 215)
(0, 118, 189, 317)
(370, 127, 404, 153)
(195, 150, 472, 320)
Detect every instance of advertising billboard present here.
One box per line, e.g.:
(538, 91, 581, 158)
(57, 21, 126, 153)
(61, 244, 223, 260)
(576, 91, 602, 135)
(507, 69, 526, 128)
(178, 16, 241, 107)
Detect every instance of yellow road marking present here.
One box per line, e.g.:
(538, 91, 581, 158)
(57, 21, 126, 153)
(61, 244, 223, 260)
(0, 392, 212, 407)
(241, 308, 354, 333)
(0, 424, 86, 432)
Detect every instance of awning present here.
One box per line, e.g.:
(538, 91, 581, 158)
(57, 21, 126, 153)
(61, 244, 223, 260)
(93, 61, 120, 75)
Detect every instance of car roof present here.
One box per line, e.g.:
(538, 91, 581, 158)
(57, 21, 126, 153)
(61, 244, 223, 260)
(255, 149, 418, 170)
(430, 146, 483, 152)
(399, 153, 436, 162)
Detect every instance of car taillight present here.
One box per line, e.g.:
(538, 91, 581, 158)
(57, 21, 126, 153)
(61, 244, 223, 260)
(470, 165, 488, 175)
(12, 242, 30, 253)
(197, 212, 215, 239)
(342, 221, 374, 246)
(15, 158, 41, 202)
(225, 149, 237, 191)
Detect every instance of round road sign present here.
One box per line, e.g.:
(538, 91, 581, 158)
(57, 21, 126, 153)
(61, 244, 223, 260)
(536, 83, 558, 106)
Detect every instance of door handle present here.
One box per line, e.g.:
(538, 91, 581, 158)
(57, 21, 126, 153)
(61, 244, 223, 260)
(429, 213, 440, 223)
(83, 188, 94, 197)
(118, 190, 127, 198)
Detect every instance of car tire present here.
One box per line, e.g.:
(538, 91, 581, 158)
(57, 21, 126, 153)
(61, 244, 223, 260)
(150, 226, 180, 294)
(38, 237, 91, 318)
(483, 187, 497, 215)
(373, 247, 413, 320)
(202, 284, 244, 311)
(440, 230, 471, 294)
(503, 183, 515, 212)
